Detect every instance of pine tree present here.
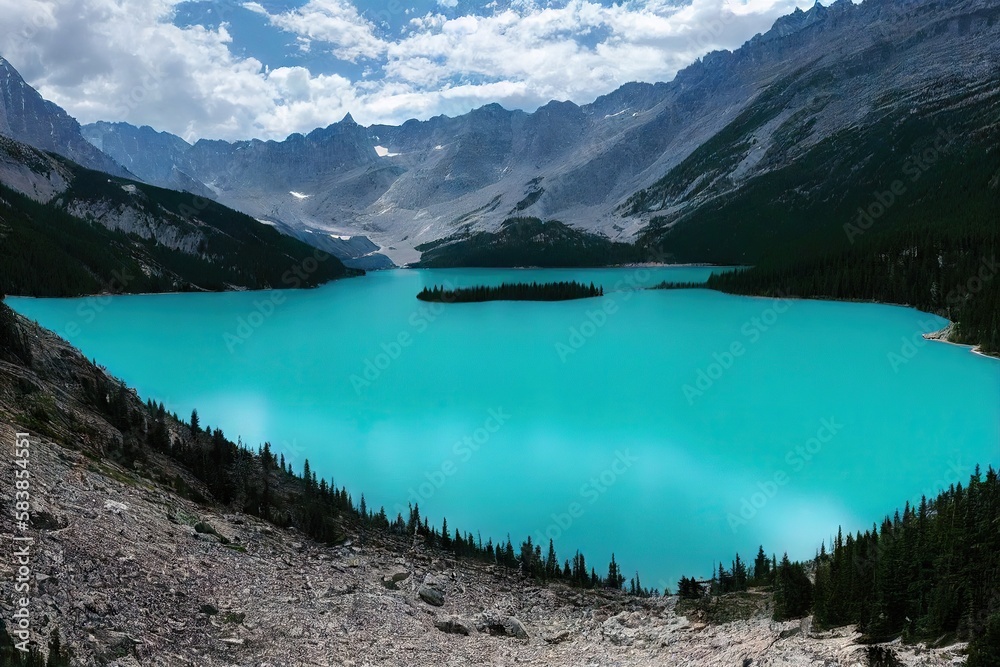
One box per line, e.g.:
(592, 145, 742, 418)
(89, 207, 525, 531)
(546, 539, 558, 580)
(752, 546, 770, 584)
(45, 628, 70, 667)
(967, 612, 1000, 667)
(733, 553, 748, 591)
(606, 554, 624, 590)
(773, 553, 813, 621)
(440, 517, 451, 549)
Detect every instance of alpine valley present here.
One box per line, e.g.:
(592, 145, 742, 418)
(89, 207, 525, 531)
(0, 0, 999, 665)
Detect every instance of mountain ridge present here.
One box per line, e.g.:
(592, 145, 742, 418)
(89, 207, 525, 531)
(0, 134, 355, 296)
(75, 0, 1000, 265)
(0, 56, 132, 179)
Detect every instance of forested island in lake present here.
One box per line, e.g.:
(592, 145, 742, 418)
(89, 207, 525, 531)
(416, 281, 603, 302)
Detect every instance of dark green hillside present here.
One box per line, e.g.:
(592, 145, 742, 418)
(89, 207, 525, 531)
(687, 467, 1000, 658)
(0, 182, 162, 296)
(635, 82, 1000, 352)
(415, 217, 645, 267)
(624, 65, 830, 216)
(0, 162, 355, 296)
(637, 82, 1000, 265)
(706, 222, 1000, 353)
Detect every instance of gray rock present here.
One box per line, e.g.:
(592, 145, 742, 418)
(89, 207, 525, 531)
(544, 629, 571, 644)
(382, 568, 410, 590)
(502, 616, 529, 640)
(0, 58, 132, 177)
(418, 584, 445, 607)
(477, 612, 529, 640)
(194, 532, 221, 543)
(434, 616, 474, 636)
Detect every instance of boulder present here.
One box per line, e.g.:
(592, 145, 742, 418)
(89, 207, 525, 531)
(477, 612, 529, 639)
(418, 584, 445, 607)
(382, 568, 410, 590)
(434, 616, 474, 636)
(194, 532, 221, 543)
(193, 521, 230, 544)
(502, 616, 529, 640)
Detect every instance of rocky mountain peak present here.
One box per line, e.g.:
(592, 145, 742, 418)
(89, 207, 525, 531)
(59, 0, 1000, 266)
(0, 57, 131, 177)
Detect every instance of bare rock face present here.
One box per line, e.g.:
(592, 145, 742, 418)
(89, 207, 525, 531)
(0, 56, 131, 178)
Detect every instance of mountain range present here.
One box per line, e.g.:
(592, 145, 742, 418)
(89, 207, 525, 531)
(0, 56, 357, 296)
(0, 0, 997, 275)
(68, 0, 1000, 268)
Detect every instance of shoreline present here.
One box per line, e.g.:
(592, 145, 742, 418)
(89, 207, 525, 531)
(656, 286, 1000, 361)
(3, 271, 365, 300)
(8, 274, 997, 361)
(401, 263, 732, 270)
(922, 322, 993, 359)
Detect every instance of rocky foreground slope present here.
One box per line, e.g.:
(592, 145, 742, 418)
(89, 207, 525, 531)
(0, 308, 971, 666)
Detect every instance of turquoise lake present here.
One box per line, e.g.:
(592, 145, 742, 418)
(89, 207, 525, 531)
(9, 267, 1000, 590)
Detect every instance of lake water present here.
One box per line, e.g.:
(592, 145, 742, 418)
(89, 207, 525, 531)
(9, 267, 1000, 590)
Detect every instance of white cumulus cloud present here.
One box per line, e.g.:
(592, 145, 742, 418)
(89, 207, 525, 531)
(0, 0, 821, 141)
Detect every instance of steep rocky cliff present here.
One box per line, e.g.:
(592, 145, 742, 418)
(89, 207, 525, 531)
(0, 57, 130, 179)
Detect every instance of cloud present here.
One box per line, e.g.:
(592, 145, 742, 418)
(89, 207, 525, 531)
(0, 0, 821, 141)
(244, 0, 385, 61)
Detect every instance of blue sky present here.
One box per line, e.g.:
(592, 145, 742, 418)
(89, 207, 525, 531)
(0, 0, 827, 141)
